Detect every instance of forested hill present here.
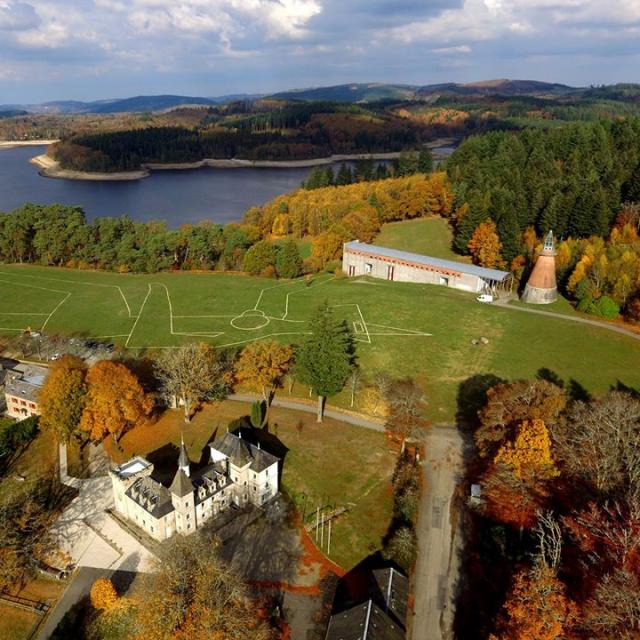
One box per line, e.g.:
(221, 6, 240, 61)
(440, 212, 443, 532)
(446, 119, 640, 263)
(51, 101, 505, 172)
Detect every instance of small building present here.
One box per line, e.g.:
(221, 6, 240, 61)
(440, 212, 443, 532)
(4, 364, 48, 419)
(342, 241, 512, 296)
(109, 431, 279, 541)
(326, 567, 409, 640)
(520, 230, 558, 304)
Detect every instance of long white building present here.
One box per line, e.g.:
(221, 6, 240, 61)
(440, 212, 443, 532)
(342, 241, 513, 296)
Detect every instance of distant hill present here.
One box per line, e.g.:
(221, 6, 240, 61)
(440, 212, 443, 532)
(417, 79, 577, 98)
(271, 83, 418, 102)
(0, 109, 28, 119)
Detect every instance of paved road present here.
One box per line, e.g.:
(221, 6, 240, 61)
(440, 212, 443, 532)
(229, 393, 386, 432)
(411, 425, 465, 640)
(495, 298, 640, 341)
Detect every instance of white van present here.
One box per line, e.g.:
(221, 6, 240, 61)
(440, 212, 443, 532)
(477, 294, 494, 303)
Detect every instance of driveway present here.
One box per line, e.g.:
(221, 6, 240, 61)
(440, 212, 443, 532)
(411, 425, 466, 640)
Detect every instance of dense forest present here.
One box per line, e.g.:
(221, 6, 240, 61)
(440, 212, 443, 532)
(446, 119, 640, 263)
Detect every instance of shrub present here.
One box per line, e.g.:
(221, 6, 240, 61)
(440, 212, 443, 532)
(90, 578, 118, 611)
(593, 295, 620, 319)
(383, 526, 417, 570)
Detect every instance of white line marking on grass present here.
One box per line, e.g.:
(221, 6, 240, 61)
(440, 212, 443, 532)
(0, 277, 69, 296)
(0, 312, 49, 316)
(41, 292, 71, 332)
(86, 334, 130, 340)
(0, 327, 24, 332)
(125, 284, 152, 348)
(172, 314, 235, 319)
(368, 323, 432, 336)
(0, 272, 135, 318)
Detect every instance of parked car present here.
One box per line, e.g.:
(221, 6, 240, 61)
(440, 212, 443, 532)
(477, 294, 494, 303)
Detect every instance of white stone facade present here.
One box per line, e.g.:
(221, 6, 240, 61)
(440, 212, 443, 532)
(109, 432, 279, 542)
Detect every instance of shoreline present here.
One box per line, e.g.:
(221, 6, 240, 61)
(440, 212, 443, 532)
(0, 139, 59, 150)
(27, 137, 456, 182)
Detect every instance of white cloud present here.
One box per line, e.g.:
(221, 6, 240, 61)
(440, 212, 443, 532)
(0, 1, 39, 31)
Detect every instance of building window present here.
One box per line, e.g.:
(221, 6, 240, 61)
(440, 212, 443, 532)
(151, 526, 154, 533)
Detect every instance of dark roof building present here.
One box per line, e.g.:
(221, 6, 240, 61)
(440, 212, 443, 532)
(209, 431, 279, 473)
(325, 601, 404, 640)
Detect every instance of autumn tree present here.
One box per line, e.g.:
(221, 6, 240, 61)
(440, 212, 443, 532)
(155, 344, 233, 423)
(297, 301, 355, 422)
(468, 220, 504, 268)
(80, 360, 153, 443)
(482, 420, 558, 533)
(133, 534, 272, 640)
(90, 577, 119, 611)
(38, 355, 87, 443)
(385, 378, 429, 443)
(475, 379, 567, 458)
(490, 563, 577, 640)
(235, 340, 294, 406)
(275, 239, 302, 279)
(310, 231, 343, 268)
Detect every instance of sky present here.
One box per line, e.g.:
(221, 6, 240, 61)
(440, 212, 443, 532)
(0, 0, 639, 103)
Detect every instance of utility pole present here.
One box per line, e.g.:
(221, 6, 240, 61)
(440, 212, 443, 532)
(316, 506, 319, 542)
(328, 518, 332, 556)
(320, 508, 324, 548)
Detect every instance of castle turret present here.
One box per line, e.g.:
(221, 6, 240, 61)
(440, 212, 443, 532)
(178, 434, 190, 478)
(170, 439, 195, 534)
(520, 231, 558, 305)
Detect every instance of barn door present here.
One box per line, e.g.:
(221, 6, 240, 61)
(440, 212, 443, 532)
(387, 265, 395, 281)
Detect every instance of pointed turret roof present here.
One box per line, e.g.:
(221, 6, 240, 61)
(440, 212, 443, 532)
(178, 434, 190, 471)
(169, 468, 194, 497)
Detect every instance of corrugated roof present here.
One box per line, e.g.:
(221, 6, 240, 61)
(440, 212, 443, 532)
(344, 241, 510, 282)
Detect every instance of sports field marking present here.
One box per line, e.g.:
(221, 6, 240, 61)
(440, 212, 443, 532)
(0, 271, 136, 318)
(366, 323, 432, 337)
(159, 284, 224, 339)
(41, 292, 71, 331)
(260, 274, 336, 321)
(0, 277, 69, 296)
(125, 285, 153, 347)
(332, 303, 372, 344)
(0, 312, 49, 316)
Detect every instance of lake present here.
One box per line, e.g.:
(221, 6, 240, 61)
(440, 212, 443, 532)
(0, 145, 328, 227)
(0, 145, 453, 228)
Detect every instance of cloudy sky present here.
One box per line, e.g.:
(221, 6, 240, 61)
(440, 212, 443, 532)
(0, 0, 638, 102)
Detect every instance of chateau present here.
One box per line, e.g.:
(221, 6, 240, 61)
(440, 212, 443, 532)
(109, 431, 279, 541)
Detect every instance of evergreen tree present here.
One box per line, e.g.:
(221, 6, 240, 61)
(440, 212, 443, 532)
(336, 162, 354, 186)
(296, 301, 356, 422)
(417, 149, 433, 173)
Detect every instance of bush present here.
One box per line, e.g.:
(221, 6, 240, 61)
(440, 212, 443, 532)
(276, 240, 303, 279)
(382, 526, 417, 570)
(593, 295, 620, 319)
(396, 486, 419, 522)
(243, 240, 277, 275)
(90, 578, 118, 611)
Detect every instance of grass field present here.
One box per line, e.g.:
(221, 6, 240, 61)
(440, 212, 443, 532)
(374, 217, 466, 261)
(106, 401, 395, 569)
(1, 264, 639, 421)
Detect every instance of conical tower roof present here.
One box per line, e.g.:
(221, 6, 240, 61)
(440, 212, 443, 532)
(520, 231, 558, 305)
(178, 433, 190, 471)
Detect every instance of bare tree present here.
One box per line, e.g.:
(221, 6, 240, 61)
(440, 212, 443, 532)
(347, 366, 362, 408)
(552, 391, 640, 498)
(385, 378, 429, 443)
(534, 511, 562, 569)
(155, 343, 233, 423)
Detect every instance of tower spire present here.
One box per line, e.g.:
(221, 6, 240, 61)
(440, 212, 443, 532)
(178, 432, 190, 477)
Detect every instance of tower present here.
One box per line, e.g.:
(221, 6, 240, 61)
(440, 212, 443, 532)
(520, 231, 558, 305)
(170, 435, 195, 533)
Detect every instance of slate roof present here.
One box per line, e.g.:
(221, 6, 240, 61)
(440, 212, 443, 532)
(4, 364, 49, 403)
(190, 466, 230, 506)
(371, 568, 409, 629)
(344, 240, 511, 282)
(209, 432, 279, 473)
(125, 476, 174, 518)
(169, 468, 194, 498)
(325, 601, 404, 640)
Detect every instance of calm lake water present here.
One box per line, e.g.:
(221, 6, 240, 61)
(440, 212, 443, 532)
(0, 145, 325, 226)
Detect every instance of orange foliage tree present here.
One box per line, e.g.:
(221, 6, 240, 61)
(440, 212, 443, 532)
(38, 355, 87, 443)
(482, 420, 558, 532)
(90, 577, 118, 611)
(80, 360, 153, 443)
(490, 563, 577, 640)
(235, 340, 294, 405)
(468, 220, 503, 268)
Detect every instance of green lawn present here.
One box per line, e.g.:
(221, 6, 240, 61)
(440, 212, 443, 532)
(107, 401, 395, 570)
(373, 217, 466, 261)
(1, 264, 640, 421)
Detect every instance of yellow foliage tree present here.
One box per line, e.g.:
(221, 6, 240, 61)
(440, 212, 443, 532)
(80, 361, 153, 443)
(38, 355, 86, 443)
(235, 340, 294, 404)
(494, 419, 559, 481)
(90, 577, 118, 611)
(468, 220, 503, 268)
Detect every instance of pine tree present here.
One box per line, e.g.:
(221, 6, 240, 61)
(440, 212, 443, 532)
(296, 302, 356, 422)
